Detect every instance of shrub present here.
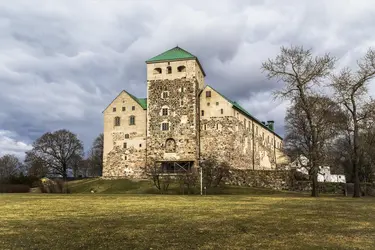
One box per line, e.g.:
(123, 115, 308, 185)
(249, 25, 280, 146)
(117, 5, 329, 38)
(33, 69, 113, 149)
(0, 184, 30, 193)
(38, 178, 70, 193)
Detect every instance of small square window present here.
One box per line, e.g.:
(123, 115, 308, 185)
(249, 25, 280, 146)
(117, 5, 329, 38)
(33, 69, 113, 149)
(162, 108, 168, 116)
(207, 103, 210, 106)
(125, 134, 129, 139)
(122, 107, 125, 111)
(216, 102, 219, 105)
(139, 144, 142, 148)
(162, 91, 169, 98)
(201, 110, 204, 116)
(113, 107, 116, 112)
(123, 143, 127, 148)
(206, 91, 211, 97)
(132, 106, 135, 111)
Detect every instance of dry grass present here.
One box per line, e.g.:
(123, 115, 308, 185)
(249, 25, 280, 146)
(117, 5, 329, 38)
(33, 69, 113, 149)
(0, 194, 374, 249)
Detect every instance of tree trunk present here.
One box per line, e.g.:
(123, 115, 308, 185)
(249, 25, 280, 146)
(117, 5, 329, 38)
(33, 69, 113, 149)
(62, 163, 67, 180)
(311, 166, 319, 197)
(353, 108, 361, 198)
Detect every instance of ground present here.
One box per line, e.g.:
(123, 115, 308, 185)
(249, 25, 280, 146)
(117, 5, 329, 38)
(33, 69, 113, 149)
(1, 188, 375, 249)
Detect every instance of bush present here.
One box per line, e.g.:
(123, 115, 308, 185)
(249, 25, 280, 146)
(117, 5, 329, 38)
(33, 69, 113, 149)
(0, 184, 30, 193)
(38, 178, 70, 193)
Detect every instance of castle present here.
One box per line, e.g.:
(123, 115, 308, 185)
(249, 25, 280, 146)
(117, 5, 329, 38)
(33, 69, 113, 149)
(102, 47, 287, 178)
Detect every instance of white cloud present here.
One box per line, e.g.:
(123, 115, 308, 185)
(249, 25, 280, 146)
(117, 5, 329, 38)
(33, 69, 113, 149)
(0, 130, 32, 159)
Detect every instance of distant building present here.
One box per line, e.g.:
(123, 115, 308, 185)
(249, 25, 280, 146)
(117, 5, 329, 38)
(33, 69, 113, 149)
(290, 155, 346, 183)
(102, 46, 288, 178)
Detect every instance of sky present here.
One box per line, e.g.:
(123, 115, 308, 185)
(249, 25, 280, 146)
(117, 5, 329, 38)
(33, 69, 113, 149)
(1, 0, 375, 159)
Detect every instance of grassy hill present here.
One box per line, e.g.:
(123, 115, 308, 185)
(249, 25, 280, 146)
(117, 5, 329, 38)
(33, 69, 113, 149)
(67, 178, 304, 196)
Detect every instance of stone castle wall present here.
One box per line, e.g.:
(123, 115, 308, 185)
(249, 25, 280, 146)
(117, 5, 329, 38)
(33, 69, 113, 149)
(146, 77, 201, 165)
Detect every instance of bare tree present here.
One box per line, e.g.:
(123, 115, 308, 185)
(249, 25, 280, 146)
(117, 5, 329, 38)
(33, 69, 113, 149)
(0, 154, 21, 182)
(87, 133, 103, 176)
(284, 96, 346, 184)
(30, 129, 84, 180)
(262, 45, 336, 196)
(24, 151, 49, 178)
(331, 48, 375, 197)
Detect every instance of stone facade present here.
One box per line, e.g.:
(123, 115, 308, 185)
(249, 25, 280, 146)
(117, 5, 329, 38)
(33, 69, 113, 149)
(102, 47, 288, 178)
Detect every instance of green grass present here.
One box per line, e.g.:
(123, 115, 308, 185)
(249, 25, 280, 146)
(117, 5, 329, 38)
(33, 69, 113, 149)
(1, 194, 375, 249)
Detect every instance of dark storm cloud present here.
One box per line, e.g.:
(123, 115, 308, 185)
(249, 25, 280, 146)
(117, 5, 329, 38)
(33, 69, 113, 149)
(1, 0, 375, 157)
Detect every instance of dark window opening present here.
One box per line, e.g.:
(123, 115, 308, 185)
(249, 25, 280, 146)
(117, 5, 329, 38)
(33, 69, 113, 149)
(129, 116, 135, 125)
(162, 108, 168, 116)
(206, 91, 211, 97)
(123, 143, 127, 148)
(113, 107, 116, 112)
(114, 116, 120, 126)
(162, 91, 169, 98)
(221, 109, 223, 114)
(167, 66, 172, 74)
(162, 123, 169, 131)
(132, 106, 135, 111)
(201, 110, 204, 116)
(122, 107, 125, 111)
(177, 66, 186, 72)
(154, 68, 162, 74)
(125, 134, 129, 139)
(139, 144, 142, 148)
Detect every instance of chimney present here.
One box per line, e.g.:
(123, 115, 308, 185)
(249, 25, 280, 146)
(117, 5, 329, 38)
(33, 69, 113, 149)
(261, 121, 266, 125)
(267, 120, 275, 131)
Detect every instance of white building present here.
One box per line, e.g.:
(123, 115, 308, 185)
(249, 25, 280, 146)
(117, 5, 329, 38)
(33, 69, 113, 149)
(289, 155, 346, 183)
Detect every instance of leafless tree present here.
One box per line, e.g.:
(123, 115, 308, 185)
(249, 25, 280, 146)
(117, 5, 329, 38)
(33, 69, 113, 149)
(0, 154, 21, 182)
(86, 133, 104, 176)
(29, 129, 84, 180)
(331, 48, 375, 197)
(262, 45, 336, 196)
(284, 96, 346, 184)
(24, 151, 49, 178)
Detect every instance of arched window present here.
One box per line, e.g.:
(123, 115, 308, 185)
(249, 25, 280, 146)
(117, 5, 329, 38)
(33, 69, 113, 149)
(165, 138, 176, 153)
(129, 115, 135, 125)
(153, 68, 162, 74)
(114, 116, 120, 126)
(167, 66, 172, 74)
(177, 66, 186, 72)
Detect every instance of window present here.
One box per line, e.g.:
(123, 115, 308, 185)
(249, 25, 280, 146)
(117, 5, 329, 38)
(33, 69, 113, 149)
(167, 66, 172, 74)
(207, 102, 210, 106)
(162, 122, 169, 131)
(153, 68, 162, 74)
(139, 144, 142, 148)
(201, 110, 204, 116)
(114, 116, 120, 126)
(244, 118, 246, 127)
(181, 87, 184, 93)
(221, 109, 223, 114)
(177, 66, 186, 72)
(206, 91, 211, 97)
(162, 91, 169, 98)
(180, 100, 184, 106)
(122, 107, 125, 111)
(216, 124, 219, 130)
(123, 142, 127, 148)
(132, 106, 135, 111)
(129, 116, 135, 125)
(204, 124, 207, 130)
(125, 134, 129, 139)
(125, 156, 127, 160)
(216, 102, 219, 105)
(113, 107, 116, 112)
(162, 108, 168, 116)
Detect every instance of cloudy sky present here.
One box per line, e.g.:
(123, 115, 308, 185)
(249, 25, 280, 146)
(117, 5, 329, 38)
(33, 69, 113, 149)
(1, 0, 375, 159)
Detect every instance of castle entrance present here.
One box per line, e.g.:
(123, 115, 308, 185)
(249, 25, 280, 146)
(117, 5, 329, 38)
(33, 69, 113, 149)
(158, 161, 194, 174)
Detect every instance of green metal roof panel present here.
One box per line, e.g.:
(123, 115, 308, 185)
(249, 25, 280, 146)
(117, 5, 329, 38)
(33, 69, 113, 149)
(146, 46, 196, 63)
(137, 98, 147, 109)
(205, 85, 282, 139)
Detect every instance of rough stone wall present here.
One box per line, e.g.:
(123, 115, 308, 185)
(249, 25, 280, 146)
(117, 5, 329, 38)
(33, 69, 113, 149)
(200, 115, 278, 170)
(225, 169, 293, 190)
(102, 91, 147, 178)
(147, 77, 200, 165)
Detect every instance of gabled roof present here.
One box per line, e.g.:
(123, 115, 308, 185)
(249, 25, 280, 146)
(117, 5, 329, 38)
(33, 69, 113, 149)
(102, 90, 147, 113)
(202, 85, 283, 140)
(146, 46, 206, 76)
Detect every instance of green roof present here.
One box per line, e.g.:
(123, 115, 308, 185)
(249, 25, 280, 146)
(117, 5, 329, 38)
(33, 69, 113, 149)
(204, 85, 283, 139)
(126, 91, 147, 110)
(146, 46, 196, 63)
(146, 46, 206, 76)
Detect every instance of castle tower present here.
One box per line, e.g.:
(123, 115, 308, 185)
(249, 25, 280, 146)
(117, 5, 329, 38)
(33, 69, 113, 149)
(145, 46, 205, 172)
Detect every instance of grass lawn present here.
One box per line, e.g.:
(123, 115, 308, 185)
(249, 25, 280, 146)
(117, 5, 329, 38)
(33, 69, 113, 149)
(1, 194, 375, 249)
